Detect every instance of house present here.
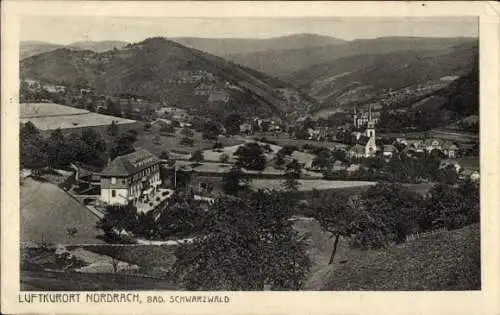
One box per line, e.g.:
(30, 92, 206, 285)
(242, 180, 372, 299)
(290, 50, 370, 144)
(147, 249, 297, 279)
(100, 149, 162, 206)
(460, 169, 480, 182)
(240, 123, 253, 135)
(442, 142, 459, 158)
(346, 164, 361, 173)
(383, 145, 396, 157)
(439, 159, 461, 173)
(407, 140, 424, 152)
(151, 119, 173, 131)
(424, 139, 442, 153)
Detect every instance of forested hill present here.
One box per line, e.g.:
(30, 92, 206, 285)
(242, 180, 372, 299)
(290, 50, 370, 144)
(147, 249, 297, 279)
(20, 37, 316, 118)
(225, 36, 477, 78)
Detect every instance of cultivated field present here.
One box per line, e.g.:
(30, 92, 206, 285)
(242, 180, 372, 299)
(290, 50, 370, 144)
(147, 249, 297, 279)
(249, 132, 348, 150)
(136, 130, 245, 157)
(250, 179, 376, 191)
(20, 103, 136, 131)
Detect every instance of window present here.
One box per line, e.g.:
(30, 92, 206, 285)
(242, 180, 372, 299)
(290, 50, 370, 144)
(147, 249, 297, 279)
(111, 177, 116, 184)
(112, 190, 116, 197)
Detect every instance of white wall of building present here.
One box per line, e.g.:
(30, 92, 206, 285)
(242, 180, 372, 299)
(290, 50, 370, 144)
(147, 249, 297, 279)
(101, 188, 129, 205)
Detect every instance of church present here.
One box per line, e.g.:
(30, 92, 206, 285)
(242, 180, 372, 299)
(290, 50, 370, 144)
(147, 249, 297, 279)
(349, 105, 377, 158)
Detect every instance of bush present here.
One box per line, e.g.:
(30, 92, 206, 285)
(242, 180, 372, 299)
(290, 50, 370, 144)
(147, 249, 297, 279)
(162, 191, 168, 197)
(179, 137, 194, 146)
(149, 202, 154, 207)
(156, 197, 161, 202)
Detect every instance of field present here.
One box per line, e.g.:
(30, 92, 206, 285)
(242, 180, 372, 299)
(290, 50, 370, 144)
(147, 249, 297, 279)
(250, 179, 376, 191)
(135, 130, 245, 157)
(250, 132, 348, 150)
(84, 244, 178, 277)
(20, 103, 136, 131)
(20, 177, 104, 245)
(20, 270, 178, 291)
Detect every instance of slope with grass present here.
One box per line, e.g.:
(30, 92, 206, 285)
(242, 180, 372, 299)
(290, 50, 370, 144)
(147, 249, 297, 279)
(319, 223, 480, 290)
(20, 177, 103, 245)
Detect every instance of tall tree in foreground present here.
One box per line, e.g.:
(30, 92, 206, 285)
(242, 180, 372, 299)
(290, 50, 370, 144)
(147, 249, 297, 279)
(311, 192, 359, 264)
(172, 191, 310, 290)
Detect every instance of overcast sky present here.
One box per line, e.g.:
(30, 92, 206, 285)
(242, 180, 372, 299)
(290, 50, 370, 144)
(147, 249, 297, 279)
(21, 16, 478, 44)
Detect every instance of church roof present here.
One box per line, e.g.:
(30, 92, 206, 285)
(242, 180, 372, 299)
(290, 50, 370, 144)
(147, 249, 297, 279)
(101, 149, 159, 177)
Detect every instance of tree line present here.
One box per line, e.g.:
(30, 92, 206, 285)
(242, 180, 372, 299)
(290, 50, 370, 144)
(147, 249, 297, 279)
(20, 122, 139, 173)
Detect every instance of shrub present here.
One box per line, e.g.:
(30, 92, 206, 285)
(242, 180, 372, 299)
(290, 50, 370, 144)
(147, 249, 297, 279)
(149, 202, 154, 207)
(156, 197, 161, 202)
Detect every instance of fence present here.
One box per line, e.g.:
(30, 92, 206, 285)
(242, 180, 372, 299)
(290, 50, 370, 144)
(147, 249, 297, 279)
(405, 227, 446, 242)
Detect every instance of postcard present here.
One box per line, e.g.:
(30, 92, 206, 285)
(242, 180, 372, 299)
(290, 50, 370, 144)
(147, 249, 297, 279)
(1, 1, 499, 314)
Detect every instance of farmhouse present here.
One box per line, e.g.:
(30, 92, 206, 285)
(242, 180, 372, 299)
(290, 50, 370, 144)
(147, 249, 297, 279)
(100, 149, 162, 206)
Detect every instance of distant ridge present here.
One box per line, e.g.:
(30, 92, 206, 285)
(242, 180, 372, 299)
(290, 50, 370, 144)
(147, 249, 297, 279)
(20, 36, 316, 118)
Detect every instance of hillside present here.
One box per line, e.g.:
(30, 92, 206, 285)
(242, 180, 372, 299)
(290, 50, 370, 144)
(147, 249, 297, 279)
(320, 223, 480, 290)
(20, 40, 129, 60)
(172, 33, 346, 56)
(20, 37, 316, 117)
(20, 41, 65, 60)
(296, 41, 478, 109)
(67, 40, 129, 52)
(226, 36, 478, 78)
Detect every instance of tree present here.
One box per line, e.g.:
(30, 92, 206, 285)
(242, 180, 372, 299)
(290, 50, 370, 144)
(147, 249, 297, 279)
(234, 143, 267, 171)
(311, 149, 332, 171)
(423, 181, 479, 232)
(190, 149, 204, 162)
(172, 192, 310, 290)
(180, 127, 194, 138)
(274, 152, 286, 169)
(155, 192, 206, 238)
(219, 153, 229, 163)
(109, 133, 136, 159)
(357, 182, 424, 246)
(106, 98, 121, 116)
(45, 128, 73, 169)
(222, 166, 249, 196)
(282, 159, 302, 191)
(107, 121, 119, 137)
(159, 151, 170, 160)
(311, 192, 359, 264)
(224, 113, 242, 135)
(20, 122, 47, 175)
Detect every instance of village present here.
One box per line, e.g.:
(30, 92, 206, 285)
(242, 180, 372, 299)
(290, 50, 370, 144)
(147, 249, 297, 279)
(17, 29, 481, 291)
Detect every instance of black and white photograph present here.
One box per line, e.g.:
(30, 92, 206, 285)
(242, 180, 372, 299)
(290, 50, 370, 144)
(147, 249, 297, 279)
(15, 12, 483, 293)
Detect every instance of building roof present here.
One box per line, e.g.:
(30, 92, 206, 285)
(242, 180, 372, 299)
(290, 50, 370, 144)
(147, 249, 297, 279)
(101, 149, 159, 177)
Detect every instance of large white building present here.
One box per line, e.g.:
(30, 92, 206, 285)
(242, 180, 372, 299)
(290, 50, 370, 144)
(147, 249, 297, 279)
(100, 149, 162, 206)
